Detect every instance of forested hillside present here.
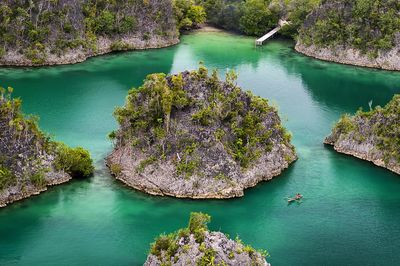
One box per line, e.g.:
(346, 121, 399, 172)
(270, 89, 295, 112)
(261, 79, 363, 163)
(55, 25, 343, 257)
(296, 0, 400, 70)
(0, 0, 178, 66)
(198, 0, 320, 37)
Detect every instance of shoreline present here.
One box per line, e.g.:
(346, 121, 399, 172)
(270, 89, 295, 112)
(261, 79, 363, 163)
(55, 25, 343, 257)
(0, 36, 180, 68)
(324, 141, 400, 176)
(295, 43, 400, 72)
(1, 26, 398, 72)
(106, 154, 296, 200)
(0, 174, 71, 208)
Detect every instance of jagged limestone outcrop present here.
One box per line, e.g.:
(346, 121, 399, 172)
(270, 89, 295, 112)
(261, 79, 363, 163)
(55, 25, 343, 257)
(107, 67, 297, 199)
(325, 95, 400, 175)
(0, 88, 94, 207)
(145, 212, 270, 266)
(0, 0, 178, 66)
(296, 0, 400, 71)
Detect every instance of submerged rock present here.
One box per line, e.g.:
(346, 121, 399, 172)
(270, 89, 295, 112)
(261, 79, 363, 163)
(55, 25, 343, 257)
(0, 89, 94, 207)
(325, 95, 400, 175)
(107, 67, 297, 199)
(144, 212, 270, 266)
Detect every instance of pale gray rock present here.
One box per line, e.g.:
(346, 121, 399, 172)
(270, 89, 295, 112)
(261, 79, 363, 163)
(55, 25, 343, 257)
(144, 232, 270, 266)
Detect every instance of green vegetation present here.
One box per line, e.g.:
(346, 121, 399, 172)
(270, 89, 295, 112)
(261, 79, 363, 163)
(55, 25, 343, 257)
(333, 114, 356, 135)
(136, 156, 158, 173)
(174, 0, 207, 30)
(188, 211, 211, 242)
(239, 0, 279, 36)
(370, 96, 400, 163)
(109, 163, 122, 176)
(299, 0, 400, 54)
(30, 171, 46, 188)
(199, 0, 278, 34)
(280, 0, 321, 38)
(176, 143, 200, 178)
(197, 0, 320, 36)
(0, 164, 16, 191)
(54, 144, 94, 178)
(332, 95, 400, 164)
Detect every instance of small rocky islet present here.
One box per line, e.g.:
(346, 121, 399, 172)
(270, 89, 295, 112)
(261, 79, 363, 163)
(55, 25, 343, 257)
(325, 95, 400, 175)
(106, 66, 297, 199)
(145, 212, 270, 266)
(0, 88, 94, 207)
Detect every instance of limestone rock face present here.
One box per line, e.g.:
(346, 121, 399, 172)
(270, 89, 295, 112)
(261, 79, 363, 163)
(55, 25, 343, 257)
(107, 68, 297, 199)
(296, 0, 400, 71)
(325, 95, 400, 175)
(295, 41, 400, 71)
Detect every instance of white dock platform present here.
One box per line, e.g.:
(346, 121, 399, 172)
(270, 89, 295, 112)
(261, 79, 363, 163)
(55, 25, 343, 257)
(255, 20, 289, 46)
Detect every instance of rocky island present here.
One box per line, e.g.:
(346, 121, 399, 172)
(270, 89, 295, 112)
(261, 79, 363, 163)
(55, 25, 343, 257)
(107, 67, 297, 199)
(0, 88, 94, 207)
(296, 0, 400, 71)
(0, 0, 178, 66)
(325, 95, 400, 175)
(145, 212, 270, 266)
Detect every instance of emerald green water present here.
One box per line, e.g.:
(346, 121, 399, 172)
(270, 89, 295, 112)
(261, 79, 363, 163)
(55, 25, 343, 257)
(1, 31, 400, 266)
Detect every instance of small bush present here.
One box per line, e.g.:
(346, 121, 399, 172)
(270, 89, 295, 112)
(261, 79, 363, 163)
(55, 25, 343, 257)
(54, 144, 94, 178)
(197, 247, 217, 266)
(335, 114, 355, 134)
(30, 171, 46, 188)
(110, 41, 130, 51)
(150, 233, 178, 258)
(136, 156, 157, 173)
(110, 163, 122, 175)
(191, 105, 214, 126)
(175, 143, 200, 178)
(0, 165, 16, 190)
(143, 32, 151, 40)
(188, 212, 211, 243)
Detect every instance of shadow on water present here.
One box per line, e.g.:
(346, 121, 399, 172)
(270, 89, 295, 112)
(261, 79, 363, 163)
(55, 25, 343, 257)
(279, 47, 400, 114)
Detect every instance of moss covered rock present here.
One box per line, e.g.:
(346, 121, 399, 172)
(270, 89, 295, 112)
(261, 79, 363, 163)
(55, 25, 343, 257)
(325, 95, 400, 174)
(107, 67, 296, 199)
